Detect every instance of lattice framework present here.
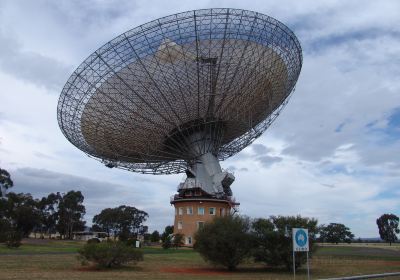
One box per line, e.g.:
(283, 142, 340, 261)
(57, 8, 302, 174)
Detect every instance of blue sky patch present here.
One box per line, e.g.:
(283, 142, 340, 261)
(366, 107, 400, 143)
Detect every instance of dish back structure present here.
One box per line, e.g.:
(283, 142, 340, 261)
(58, 8, 302, 197)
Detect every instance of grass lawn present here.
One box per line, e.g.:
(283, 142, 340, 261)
(0, 240, 399, 279)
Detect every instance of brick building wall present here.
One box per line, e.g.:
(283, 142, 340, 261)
(172, 199, 231, 246)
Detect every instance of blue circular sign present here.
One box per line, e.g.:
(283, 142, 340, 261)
(295, 229, 308, 247)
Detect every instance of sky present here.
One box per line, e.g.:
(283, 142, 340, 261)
(0, 0, 399, 237)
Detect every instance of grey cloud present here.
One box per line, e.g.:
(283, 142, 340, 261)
(273, 32, 400, 165)
(33, 152, 55, 160)
(303, 28, 400, 54)
(226, 165, 237, 172)
(1, 0, 400, 236)
(226, 166, 249, 173)
(45, 0, 137, 28)
(256, 155, 283, 168)
(251, 144, 271, 155)
(0, 31, 72, 91)
(13, 167, 129, 197)
(321, 183, 336, 189)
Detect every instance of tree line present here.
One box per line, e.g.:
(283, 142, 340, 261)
(193, 213, 400, 271)
(1, 167, 398, 248)
(0, 168, 149, 246)
(0, 188, 86, 244)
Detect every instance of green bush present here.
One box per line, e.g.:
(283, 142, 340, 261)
(161, 235, 172, 249)
(172, 233, 184, 249)
(87, 238, 100, 244)
(194, 215, 252, 271)
(0, 219, 22, 248)
(252, 215, 318, 271)
(4, 230, 23, 248)
(78, 241, 143, 268)
(125, 238, 140, 247)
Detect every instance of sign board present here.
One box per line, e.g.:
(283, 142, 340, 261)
(292, 228, 309, 252)
(135, 240, 140, 248)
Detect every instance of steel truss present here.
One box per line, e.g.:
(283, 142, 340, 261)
(57, 8, 302, 174)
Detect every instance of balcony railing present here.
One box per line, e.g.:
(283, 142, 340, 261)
(170, 194, 239, 206)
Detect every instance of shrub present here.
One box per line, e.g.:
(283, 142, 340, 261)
(125, 238, 140, 247)
(252, 215, 318, 271)
(87, 238, 101, 244)
(194, 215, 252, 271)
(172, 233, 184, 248)
(161, 235, 172, 249)
(161, 225, 173, 249)
(0, 220, 22, 248)
(150, 230, 160, 242)
(4, 230, 23, 248)
(78, 241, 143, 268)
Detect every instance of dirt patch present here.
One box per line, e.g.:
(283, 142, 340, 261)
(160, 267, 232, 275)
(76, 266, 100, 272)
(373, 260, 400, 267)
(21, 238, 52, 245)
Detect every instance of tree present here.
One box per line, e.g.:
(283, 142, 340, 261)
(93, 208, 119, 238)
(3, 192, 41, 237)
(377, 214, 399, 245)
(172, 233, 184, 249)
(0, 192, 40, 245)
(150, 230, 160, 242)
(0, 216, 18, 246)
(194, 215, 252, 271)
(92, 205, 148, 241)
(252, 215, 318, 271)
(56, 191, 86, 239)
(164, 225, 174, 235)
(319, 223, 354, 244)
(161, 225, 174, 249)
(37, 193, 60, 238)
(0, 168, 13, 197)
(162, 234, 172, 249)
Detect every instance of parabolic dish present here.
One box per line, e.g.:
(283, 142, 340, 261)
(57, 8, 302, 174)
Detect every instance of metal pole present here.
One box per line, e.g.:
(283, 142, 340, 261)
(307, 250, 310, 280)
(293, 250, 296, 280)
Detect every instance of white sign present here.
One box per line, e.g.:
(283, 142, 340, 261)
(135, 240, 140, 248)
(292, 228, 309, 252)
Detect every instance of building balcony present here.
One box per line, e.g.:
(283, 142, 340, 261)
(170, 193, 240, 208)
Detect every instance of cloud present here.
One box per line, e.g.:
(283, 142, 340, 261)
(251, 144, 271, 155)
(256, 155, 283, 168)
(321, 183, 336, 189)
(0, 0, 399, 237)
(0, 30, 72, 91)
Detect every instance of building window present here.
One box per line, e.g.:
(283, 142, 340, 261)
(178, 221, 183, 230)
(197, 221, 204, 229)
(209, 207, 216, 215)
(220, 208, 225, 217)
(198, 207, 205, 215)
(178, 207, 183, 215)
(187, 207, 193, 215)
(186, 236, 192, 245)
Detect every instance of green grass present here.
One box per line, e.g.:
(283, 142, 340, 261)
(315, 245, 400, 261)
(0, 240, 83, 254)
(0, 240, 400, 280)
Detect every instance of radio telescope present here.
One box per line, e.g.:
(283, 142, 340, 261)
(57, 8, 302, 244)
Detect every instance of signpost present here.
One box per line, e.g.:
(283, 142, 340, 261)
(292, 228, 310, 280)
